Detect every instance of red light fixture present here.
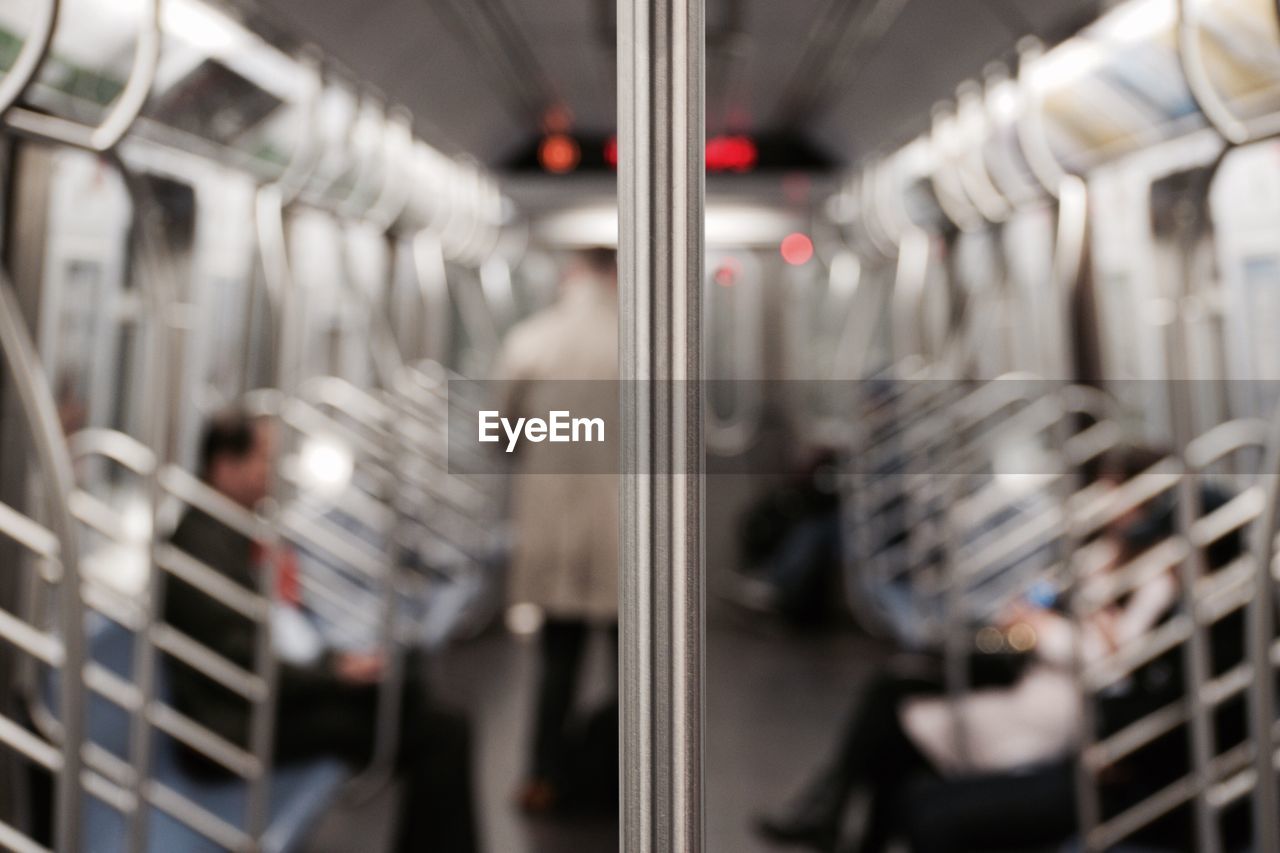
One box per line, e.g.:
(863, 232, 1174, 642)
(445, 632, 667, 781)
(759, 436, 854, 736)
(602, 134, 756, 173)
(705, 135, 758, 173)
(780, 232, 814, 266)
(539, 134, 580, 174)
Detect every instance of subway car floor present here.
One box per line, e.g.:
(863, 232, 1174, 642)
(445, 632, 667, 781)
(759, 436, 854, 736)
(301, 613, 877, 853)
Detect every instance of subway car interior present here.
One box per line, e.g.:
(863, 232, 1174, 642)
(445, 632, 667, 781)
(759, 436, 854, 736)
(7, 0, 1280, 851)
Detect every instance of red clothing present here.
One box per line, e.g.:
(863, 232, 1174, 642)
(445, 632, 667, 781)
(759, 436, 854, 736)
(249, 542, 302, 607)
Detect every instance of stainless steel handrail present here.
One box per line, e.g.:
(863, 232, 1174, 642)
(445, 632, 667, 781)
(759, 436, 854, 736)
(1177, 0, 1280, 146)
(0, 268, 86, 853)
(1014, 38, 1068, 201)
(928, 105, 983, 233)
(4, 0, 160, 153)
(1247, 409, 1280, 851)
(954, 80, 1013, 225)
(0, 0, 58, 119)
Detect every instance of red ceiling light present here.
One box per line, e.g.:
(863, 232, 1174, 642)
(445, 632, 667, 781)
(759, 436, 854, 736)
(780, 232, 814, 266)
(602, 134, 756, 172)
(539, 134, 581, 174)
(705, 135, 758, 173)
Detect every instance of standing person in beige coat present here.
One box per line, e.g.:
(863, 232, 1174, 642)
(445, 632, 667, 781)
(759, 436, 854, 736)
(495, 247, 619, 814)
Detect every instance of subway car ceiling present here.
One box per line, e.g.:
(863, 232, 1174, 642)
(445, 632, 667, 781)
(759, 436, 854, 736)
(26, 0, 1279, 235)
(0, 0, 1114, 212)
(235, 0, 1103, 165)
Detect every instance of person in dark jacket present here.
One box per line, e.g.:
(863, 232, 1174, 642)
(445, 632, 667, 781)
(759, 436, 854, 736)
(164, 411, 479, 853)
(755, 446, 1242, 853)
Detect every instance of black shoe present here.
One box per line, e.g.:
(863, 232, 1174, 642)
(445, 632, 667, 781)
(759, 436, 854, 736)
(753, 770, 846, 851)
(754, 811, 839, 851)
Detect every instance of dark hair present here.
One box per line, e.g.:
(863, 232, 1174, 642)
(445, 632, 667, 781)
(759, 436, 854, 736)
(1098, 445, 1168, 483)
(199, 411, 258, 480)
(579, 247, 616, 276)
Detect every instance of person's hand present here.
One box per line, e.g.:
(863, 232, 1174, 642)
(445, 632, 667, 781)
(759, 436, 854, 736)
(997, 601, 1035, 631)
(1091, 607, 1123, 653)
(334, 651, 386, 684)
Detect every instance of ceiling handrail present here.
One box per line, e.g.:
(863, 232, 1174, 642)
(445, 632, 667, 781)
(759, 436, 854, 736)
(4, 0, 160, 153)
(0, 0, 58, 119)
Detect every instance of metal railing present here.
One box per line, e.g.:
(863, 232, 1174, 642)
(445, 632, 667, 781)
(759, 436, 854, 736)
(0, 2, 509, 850)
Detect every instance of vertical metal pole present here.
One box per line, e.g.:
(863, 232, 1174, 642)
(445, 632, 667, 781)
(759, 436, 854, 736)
(0, 271, 84, 853)
(1248, 414, 1280, 853)
(1050, 176, 1105, 850)
(121, 168, 169, 853)
(618, 0, 704, 848)
(1164, 194, 1221, 853)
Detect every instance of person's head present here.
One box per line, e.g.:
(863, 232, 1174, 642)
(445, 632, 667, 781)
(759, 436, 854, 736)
(199, 411, 274, 509)
(1097, 445, 1173, 560)
(54, 373, 86, 436)
(1097, 445, 1167, 487)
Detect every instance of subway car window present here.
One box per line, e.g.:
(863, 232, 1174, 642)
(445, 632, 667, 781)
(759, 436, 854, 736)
(11, 0, 1280, 852)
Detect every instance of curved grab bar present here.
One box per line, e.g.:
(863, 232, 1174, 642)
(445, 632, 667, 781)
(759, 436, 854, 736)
(982, 64, 1045, 211)
(1047, 175, 1088, 380)
(1176, 0, 1279, 146)
(451, 167, 486, 266)
(1014, 38, 1068, 201)
(4, 0, 160, 153)
(335, 226, 406, 389)
(303, 75, 362, 201)
(929, 105, 983, 232)
(0, 0, 58, 119)
(337, 94, 391, 220)
(890, 225, 932, 370)
(67, 428, 157, 476)
(873, 158, 913, 253)
(471, 178, 504, 263)
(275, 49, 324, 206)
(858, 166, 897, 259)
(954, 81, 1012, 224)
(366, 106, 415, 231)
(411, 229, 452, 364)
(0, 267, 86, 853)
(441, 162, 481, 265)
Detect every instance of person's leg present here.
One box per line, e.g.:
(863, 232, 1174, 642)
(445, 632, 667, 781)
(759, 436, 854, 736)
(393, 680, 479, 853)
(274, 663, 479, 853)
(769, 513, 843, 625)
(848, 718, 932, 853)
(756, 665, 941, 850)
(905, 761, 1076, 853)
(273, 669, 379, 765)
(526, 618, 588, 800)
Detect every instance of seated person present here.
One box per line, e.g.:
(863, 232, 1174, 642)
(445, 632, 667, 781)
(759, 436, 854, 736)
(164, 411, 479, 853)
(755, 446, 1215, 853)
(731, 448, 842, 626)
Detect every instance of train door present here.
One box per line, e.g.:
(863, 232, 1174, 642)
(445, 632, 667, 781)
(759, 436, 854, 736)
(1088, 150, 1180, 441)
(35, 150, 131, 440)
(1213, 140, 1280, 417)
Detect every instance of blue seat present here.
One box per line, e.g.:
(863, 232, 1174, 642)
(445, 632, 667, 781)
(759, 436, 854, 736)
(49, 616, 349, 853)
